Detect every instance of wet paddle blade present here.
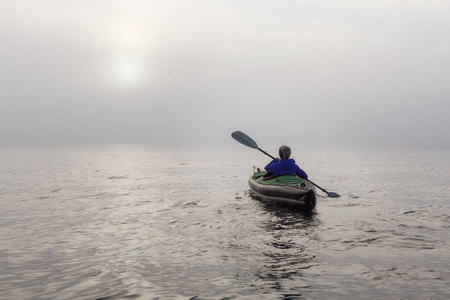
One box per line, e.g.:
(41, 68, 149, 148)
(327, 191, 341, 198)
(231, 131, 258, 149)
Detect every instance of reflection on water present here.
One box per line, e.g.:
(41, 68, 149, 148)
(254, 200, 321, 297)
(1, 146, 450, 299)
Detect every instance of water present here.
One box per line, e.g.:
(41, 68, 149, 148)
(1, 144, 449, 299)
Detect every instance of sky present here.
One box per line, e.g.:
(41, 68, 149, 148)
(1, 0, 449, 148)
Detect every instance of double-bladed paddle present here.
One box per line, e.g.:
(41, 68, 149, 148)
(231, 130, 341, 198)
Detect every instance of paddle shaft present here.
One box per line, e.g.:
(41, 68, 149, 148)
(258, 148, 275, 160)
(306, 179, 330, 194)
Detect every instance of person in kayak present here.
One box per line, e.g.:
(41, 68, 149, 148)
(264, 145, 308, 179)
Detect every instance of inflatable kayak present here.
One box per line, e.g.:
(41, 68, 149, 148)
(249, 167, 317, 210)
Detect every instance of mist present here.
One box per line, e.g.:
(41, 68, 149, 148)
(1, 0, 449, 148)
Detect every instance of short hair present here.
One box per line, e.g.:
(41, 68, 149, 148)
(279, 145, 291, 159)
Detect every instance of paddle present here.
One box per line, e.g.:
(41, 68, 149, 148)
(231, 130, 341, 198)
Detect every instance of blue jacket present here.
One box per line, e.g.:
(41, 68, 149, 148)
(265, 158, 308, 179)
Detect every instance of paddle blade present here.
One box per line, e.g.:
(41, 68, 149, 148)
(327, 192, 341, 198)
(231, 131, 258, 149)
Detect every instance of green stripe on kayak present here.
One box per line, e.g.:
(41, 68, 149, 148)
(252, 172, 308, 186)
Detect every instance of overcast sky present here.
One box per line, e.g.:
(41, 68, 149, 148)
(1, 0, 449, 148)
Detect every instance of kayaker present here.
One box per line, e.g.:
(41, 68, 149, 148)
(264, 145, 308, 179)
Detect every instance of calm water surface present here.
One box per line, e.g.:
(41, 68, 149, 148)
(1, 145, 449, 299)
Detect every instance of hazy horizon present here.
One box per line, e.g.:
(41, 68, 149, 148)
(1, 1, 449, 148)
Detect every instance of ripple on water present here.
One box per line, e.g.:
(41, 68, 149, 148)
(1, 146, 450, 299)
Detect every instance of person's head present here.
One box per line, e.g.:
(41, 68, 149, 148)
(279, 145, 291, 159)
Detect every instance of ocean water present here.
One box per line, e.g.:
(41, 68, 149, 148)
(1, 144, 449, 300)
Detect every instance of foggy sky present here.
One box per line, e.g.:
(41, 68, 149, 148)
(1, 0, 449, 148)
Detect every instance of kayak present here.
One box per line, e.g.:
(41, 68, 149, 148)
(248, 167, 317, 210)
